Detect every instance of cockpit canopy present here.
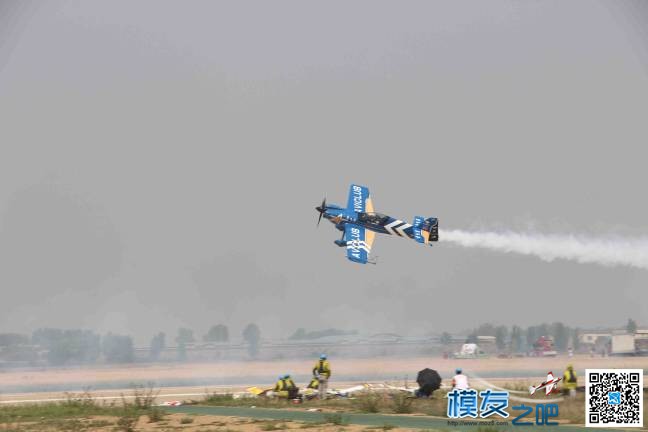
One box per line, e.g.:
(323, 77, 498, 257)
(357, 212, 389, 225)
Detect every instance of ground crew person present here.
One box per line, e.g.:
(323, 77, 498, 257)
(312, 354, 331, 399)
(273, 375, 289, 398)
(307, 376, 319, 389)
(273, 374, 298, 399)
(452, 368, 470, 390)
(563, 364, 578, 398)
(284, 374, 299, 398)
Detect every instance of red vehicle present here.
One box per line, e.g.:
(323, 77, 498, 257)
(533, 336, 558, 357)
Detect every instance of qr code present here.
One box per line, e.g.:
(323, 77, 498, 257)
(586, 369, 643, 428)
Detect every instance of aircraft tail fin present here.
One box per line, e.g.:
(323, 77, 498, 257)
(413, 216, 439, 244)
(529, 385, 537, 395)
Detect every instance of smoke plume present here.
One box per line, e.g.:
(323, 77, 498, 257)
(440, 229, 648, 270)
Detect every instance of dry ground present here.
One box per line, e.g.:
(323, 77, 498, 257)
(2, 354, 647, 393)
(1, 355, 647, 431)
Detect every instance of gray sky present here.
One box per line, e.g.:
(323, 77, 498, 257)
(1, 0, 647, 343)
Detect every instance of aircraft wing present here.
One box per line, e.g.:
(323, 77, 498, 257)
(247, 386, 272, 396)
(346, 184, 373, 214)
(345, 223, 374, 264)
(545, 383, 555, 395)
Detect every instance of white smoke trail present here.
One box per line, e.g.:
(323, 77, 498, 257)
(440, 229, 648, 270)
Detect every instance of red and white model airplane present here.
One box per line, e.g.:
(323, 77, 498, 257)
(529, 372, 562, 395)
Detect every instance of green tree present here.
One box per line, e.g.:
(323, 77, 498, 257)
(32, 328, 64, 346)
(102, 333, 134, 363)
(32, 328, 101, 366)
(627, 318, 638, 334)
(203, 324, 229, 342)
(289, 328, 307, 340)
(475, 323, 496, 337)
(175, 328, 194, 362)
(175, 328, 195, 345)
(571, 328, 580, 351)
(526, 326, 537, 348)
(0, 333, 29, 347)
(550, 322, 569, 351)
(510, 326, 523, 353)
(465, 333, 478, 344)
(495, 326, 508, 350)
(243, 323, 261, 358)
(149, 332, 166, 361)
(440, 332, 453, 346)
(526, 324, 549, 348)
(288, 328, 357, 340)
(176, 342, 187, 361)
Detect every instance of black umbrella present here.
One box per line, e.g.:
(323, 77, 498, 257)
(416, 368, 442, 397)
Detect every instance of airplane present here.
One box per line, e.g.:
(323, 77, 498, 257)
(529, 372, 562, 396)
(246, 383, 373, 399)
(316, 184, 439, 264)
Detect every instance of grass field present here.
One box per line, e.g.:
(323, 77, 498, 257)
(1, 355, 646, 430)
(4, 383, 645, 431)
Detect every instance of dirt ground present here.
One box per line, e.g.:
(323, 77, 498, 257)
(1, 355, 647, 406)
(9, 413, 420, 431)
(2, 354, 646, 391)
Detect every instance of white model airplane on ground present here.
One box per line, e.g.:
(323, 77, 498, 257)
(529, 372, 562, 395)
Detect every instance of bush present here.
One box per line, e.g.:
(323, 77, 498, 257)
(180, 416, 194, 424)
(130, 383, 158, 409)
(203, 392, 239, 406)
(116, 412, 138, 431)
(354, 393, 381, 413)
(391, 392, 413, 414)
(147, 407, 165, 423)
(323, 413, 348, 425)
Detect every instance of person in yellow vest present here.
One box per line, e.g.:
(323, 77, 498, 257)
(307, 376, 320, 390)
(273, 374, 298, 399)
(563, 364, 578, 398)
(312, 354, 331, 399)
(273, 375, 288, 398)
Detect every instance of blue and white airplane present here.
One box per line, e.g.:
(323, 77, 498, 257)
(316, 184, 439, 264)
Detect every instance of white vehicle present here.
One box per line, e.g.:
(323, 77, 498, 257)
(453, 343, 488, 359)
(611, 334, 636, 355)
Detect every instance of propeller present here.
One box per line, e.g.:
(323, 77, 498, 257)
(316, 197, 327, 226)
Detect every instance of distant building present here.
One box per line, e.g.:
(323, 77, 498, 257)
(632, 329, 648, 355)
(579, 333, 612, 345)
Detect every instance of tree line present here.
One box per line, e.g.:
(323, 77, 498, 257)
(441, 318, 640, 353)
(0, 323, 261, 366)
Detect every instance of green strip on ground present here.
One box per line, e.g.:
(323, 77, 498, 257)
(170, 405, 621, 431)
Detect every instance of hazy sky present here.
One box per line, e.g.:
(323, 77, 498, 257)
(1, 0, 647, 343)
